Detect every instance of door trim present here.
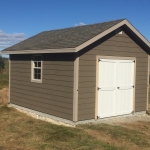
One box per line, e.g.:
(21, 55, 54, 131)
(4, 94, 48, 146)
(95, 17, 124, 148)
(95, 55, 136, 119)
(147, 55, 149, 110)
(9, 59, 11, 103)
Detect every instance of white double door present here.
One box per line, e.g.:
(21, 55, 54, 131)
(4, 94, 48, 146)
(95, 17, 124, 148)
(98, 59, 134, 118)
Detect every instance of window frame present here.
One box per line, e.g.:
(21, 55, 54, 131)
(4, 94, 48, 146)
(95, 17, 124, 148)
(31, 55, 43, 83)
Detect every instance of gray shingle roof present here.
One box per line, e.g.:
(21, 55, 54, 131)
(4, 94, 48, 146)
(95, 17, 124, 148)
(2, 19, 124, 51)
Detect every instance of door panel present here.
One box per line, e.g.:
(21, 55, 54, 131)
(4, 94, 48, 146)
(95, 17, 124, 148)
(98, 59, 116, 118)
(98, 90, 115, 118)
(117, 60, 134, 87)
(98, 59, 116, 88)
(116, 60, 134, 115)
(115, 88, 133, 115)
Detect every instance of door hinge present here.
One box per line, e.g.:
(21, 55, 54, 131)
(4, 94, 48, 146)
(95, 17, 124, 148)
(98, 59, 101, 62)
(133, 60, 135, 63)
(132, 85, 134, 88)
(97, 87, 101, 90)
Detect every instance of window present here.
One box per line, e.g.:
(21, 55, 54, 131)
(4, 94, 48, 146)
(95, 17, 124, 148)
(31, 55, 42, 82)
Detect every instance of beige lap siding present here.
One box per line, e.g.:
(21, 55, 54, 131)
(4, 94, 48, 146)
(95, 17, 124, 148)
(78, 31, 148, 121)
(10, 53, 74, 120)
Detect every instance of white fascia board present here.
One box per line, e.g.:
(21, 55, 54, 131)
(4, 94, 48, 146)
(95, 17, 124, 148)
(75, 20, 150, 52)
(1, 48, 76, 54)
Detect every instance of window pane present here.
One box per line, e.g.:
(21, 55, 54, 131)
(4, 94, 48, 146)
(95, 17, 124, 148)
(38, 62, 41, 67)
(37, 74, 41, 79)
(34, 62, 37, 67)
(37, 69, 41, 73)
(34, 68, 38, 74)
(34, 73, 38, 79)
(32, 55, 42, 81)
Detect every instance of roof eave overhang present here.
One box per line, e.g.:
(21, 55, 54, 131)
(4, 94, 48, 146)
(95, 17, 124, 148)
(1, 19, 150, 55)
(1, 48, 76, 54)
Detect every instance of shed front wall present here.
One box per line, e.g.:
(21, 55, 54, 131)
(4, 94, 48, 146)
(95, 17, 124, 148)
(10, 53, 74, 120)
(78, 31, 148, 121)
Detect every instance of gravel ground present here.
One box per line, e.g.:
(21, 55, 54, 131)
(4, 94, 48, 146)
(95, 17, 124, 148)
(9, 103, 150, 127)
(94, 113, 150, 125)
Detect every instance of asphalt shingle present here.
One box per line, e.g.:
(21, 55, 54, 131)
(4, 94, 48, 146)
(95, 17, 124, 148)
(2, 19, 124, 51)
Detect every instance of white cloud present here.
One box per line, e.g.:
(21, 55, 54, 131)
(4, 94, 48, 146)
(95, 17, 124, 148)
(0, 30, 26, 49)
(74, 22, 86, 27)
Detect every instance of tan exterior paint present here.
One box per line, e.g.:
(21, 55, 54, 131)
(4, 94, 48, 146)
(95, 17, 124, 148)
(73, 56, 79, 122)
(78, 31, 148, 121)
(95, 56, 136, 119)
(10, 53, 74, 120)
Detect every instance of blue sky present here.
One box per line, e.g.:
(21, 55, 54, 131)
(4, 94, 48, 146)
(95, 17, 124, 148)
(0, 0, 150, 52)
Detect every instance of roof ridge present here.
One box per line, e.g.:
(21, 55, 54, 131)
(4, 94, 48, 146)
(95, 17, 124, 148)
(41, 18, 125, 33)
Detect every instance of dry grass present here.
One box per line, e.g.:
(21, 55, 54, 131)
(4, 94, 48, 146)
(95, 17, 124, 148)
(0, 88, 8, 104)
(0, 105, 120, 150)
(0, 60, 9, 90)
(0, 104, 149, 150)
(80, 122, 150, 150)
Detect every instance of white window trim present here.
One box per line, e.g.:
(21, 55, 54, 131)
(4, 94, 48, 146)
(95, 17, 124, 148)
(31, 55, 43, 83)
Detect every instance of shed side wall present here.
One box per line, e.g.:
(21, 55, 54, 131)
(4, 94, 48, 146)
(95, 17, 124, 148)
(10, 53, 74, 120)
(78, 31, 148, 121)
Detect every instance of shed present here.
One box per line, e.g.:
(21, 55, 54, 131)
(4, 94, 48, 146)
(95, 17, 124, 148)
(1, 19, 150, 123)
